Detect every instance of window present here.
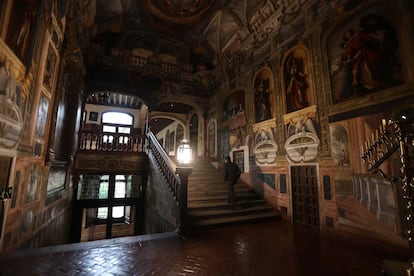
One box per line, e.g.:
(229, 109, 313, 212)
(102, 112, 133, 144)
(97, 175, 129, 221)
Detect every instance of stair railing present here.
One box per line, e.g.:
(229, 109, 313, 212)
(146, 130, 192, 236)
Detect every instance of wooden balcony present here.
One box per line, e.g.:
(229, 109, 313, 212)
(78, 131, 145, 153)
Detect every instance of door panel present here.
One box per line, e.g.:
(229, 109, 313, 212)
(291, 166, 319, 227)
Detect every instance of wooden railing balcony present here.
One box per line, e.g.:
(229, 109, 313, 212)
(79, 131, 145, 153)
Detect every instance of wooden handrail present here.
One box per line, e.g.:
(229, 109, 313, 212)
(78, 131, 145, 153)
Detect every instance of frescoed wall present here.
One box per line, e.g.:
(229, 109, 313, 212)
(327, 7, 402, 104)
(253, 67, 273, 123)
(282, 45, 313, 114)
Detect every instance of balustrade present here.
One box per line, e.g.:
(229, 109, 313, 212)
(79, 131, 144, 153)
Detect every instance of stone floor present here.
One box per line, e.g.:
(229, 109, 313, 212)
(0, 220, 410, 276)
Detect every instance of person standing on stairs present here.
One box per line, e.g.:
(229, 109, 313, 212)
(224, 156, 241, 210)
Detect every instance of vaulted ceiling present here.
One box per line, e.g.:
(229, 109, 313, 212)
(75, 0, 283, 111)
(72, 0, 337, 123)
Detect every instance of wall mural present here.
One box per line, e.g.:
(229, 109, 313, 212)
(284, 106, 320, 163)
(5, 1, 39, 62)
(253, 120, 278, 166)
(254, 68, 273, 123)
(282, 45, 312, 113)
(329, 124, 350, 167)
(328, 8, 402, 104)
(222, 90, 245, 123)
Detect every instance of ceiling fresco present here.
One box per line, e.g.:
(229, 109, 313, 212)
(71, 0, 346, 114)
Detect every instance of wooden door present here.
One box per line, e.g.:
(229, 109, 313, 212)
(291, 166, 319, 227)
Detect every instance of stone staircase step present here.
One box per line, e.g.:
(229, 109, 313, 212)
(186, 157, 281, 230)
(188, 198, 266, 209)
(192, 211, 280, 228)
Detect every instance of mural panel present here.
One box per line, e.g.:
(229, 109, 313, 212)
(282, 45, 312, 113)
(253, 120, 278, 166)
(328, 8, 402, 104)
(254, 68, 273, 123)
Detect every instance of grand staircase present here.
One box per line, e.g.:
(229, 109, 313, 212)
(187, 157, 281, 230)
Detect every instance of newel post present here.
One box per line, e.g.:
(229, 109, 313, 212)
(175, 167, 192, 238)
(175, 140, 193, 237)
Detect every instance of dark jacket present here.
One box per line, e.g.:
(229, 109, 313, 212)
(224, 162, 241, 182)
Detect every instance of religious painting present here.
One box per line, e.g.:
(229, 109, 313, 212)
(5, 1, 39, 62)
(254, 68, 273, 123)
(327, 8, 402, 104)
(282, 45, 313, 114)
(329, 124, 350, 167)
(35, 93, 49, 139)
(25, 163, 39, 203)
(43, 43, 58, 92)
(253, 120, 278, 166)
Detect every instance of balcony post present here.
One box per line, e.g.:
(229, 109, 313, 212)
(175, 167, 192, 238)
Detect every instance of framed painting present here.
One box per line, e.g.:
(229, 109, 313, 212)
(43, 43, 58, 92)
(35, 93, 49, 139)
(89, 111, 98, 122)
(282, 45, 313, 114)
(253, 67, 273, 123)
(327, 7, 402, 105)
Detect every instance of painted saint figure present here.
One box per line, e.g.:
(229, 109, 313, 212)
(285, 55, 308, 113)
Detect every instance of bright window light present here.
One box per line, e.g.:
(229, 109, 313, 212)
(102, 112, 133, 125)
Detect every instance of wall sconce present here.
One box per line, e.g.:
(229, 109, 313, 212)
(176, 140, 192, 165)
(0, 187, 12, 202)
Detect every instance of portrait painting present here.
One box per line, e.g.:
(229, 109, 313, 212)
(282, 45, 312, 114)
(327, 8, 402, 104)
(254, 68, 273, 123)
(35, 94, 49, 139)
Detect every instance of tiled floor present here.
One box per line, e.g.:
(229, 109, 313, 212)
(0, 221, 410, 276)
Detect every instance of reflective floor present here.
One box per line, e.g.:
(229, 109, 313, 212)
(0, 221, 409, 276)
